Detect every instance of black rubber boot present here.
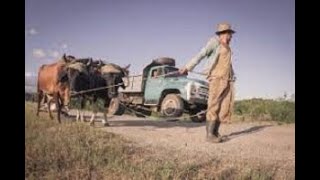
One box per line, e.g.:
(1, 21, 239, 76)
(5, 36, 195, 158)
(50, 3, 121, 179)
(214, 120, 230, 141)
(206, 121, 222, 143)
(213, 120, 221, 137)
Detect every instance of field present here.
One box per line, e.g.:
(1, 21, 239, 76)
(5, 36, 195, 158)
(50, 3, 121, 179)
(25, 101, 294, 179)
(25, 92, 295, 123)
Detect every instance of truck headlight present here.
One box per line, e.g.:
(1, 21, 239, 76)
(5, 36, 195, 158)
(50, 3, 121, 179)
(190, 84, 197, 95)
(186, 82, 195, 100)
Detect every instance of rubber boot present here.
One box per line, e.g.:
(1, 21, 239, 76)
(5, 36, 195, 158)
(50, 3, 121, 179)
(206, 121, 222, 143)
(214, 120, 230, 141)
(214, 120, 221, 137)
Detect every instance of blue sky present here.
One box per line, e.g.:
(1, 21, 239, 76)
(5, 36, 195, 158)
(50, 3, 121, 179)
(25, 0, 295, 99)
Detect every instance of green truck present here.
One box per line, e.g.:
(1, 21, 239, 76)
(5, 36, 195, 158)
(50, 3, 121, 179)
(109, 57, 209, 122)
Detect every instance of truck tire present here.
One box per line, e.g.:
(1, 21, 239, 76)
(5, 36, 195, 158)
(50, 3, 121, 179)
(161, 94, 184, 117)
(153, 57, 175, 66)
(108, 97, 125, 115)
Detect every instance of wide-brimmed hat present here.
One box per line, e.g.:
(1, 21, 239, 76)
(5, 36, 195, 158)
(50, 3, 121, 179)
(216, 23, 236, 35)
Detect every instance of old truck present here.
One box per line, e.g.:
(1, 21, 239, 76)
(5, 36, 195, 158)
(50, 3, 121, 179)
(108, 57, 209, 122)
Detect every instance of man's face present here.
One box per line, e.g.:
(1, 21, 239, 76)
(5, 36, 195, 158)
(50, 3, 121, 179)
(219, 32, 233, 45)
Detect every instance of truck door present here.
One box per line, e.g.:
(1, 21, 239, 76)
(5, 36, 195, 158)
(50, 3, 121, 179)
(144, 67, 164, 105)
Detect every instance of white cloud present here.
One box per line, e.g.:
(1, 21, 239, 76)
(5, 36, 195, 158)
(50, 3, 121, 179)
(33, 48, 46, 58)
(61, 43, 68, 49)
(49, 50, 60, 58)
(24, 72, 32, 77)
(25, 28, 38, 36)
(29, 28, 38, 35)
(25, 72, 33, 77)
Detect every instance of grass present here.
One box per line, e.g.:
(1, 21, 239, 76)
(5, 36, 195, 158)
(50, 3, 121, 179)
(26, 102, 200, 179)
(234, 98, 295, 123)
(26, 102, 290, 179)
(25, 92, 295, 123)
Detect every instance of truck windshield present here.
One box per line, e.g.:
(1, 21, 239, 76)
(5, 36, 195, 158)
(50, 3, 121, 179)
(164, 67, 185, 77)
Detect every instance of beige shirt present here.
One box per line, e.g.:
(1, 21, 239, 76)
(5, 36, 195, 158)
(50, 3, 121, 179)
(184, 36, 234, 80)
(209, 44, 233, 79)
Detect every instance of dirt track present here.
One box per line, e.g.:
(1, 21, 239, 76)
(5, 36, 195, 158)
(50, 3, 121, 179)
(68, 111, 295, 179)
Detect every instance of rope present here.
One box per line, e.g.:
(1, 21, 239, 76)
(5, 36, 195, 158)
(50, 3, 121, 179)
(70, 70, 206, 96)
(69, 69, 212, 105)
(116, 70, 208, 120)
(70, 83, 124, 96)
(69, 70, 208, 121)
(126, 70, 206, 80)
(119, 101, 207, 121)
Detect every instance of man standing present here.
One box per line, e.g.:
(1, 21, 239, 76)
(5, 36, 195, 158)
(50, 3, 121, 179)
(179, 23, 236, 143)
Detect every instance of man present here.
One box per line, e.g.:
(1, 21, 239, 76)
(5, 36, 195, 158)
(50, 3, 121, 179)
(152, 69, 159, 78)
(179, 22, 236, 143)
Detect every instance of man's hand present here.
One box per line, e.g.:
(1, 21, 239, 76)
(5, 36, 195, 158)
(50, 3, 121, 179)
(179, 68, 188, 75)
(230, 76, 237, 82)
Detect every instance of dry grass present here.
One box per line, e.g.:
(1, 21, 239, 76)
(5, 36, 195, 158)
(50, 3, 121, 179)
(25, 102, 285, 180)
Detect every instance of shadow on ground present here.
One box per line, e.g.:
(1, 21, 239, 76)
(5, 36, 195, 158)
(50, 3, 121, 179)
(65, 114, 273, 133)
(65, 113, 205, 128)
(222, 125, 273, 142)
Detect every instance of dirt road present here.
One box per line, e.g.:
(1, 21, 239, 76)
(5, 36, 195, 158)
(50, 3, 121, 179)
(68, 111, 295, 179)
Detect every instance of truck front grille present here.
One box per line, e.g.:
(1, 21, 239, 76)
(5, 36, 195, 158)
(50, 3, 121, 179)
(198, 87, 208, 99)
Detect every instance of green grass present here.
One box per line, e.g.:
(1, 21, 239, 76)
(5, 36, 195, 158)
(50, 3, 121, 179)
(234, 98, 295, 123)
(26, 102, 207, 179)
(26, 101, 289, 179)
(26, 92, 295, 123)
(68, 97, 295, 123)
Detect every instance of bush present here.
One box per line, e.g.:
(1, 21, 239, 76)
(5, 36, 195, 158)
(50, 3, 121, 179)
(234, 98, 295, 123)
(25, 92, 37, 102)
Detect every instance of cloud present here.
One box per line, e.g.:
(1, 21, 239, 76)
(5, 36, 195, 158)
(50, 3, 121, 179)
(29, 28, 38, 35)
(32, 48, 47, 58)
(25, 72, 33, 77)
(49, 50, 60, 58)
(61, 43, 68, 49)
(25, 28, 38, 36)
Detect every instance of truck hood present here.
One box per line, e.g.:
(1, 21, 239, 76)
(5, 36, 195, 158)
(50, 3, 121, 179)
(166, 76, 208, 87)
(186, 77, 208, 86)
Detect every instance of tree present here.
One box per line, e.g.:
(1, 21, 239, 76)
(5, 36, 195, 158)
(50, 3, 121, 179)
(290, 93, 295, 102)
(283, 92, 288, 100)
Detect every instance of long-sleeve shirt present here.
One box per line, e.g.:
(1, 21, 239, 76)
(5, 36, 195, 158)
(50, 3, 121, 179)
(184, 36, 234, 80)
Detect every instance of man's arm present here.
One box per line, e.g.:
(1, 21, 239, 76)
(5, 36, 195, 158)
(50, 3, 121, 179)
(184, 37, 219, 71)
(230, 64, 236, 81)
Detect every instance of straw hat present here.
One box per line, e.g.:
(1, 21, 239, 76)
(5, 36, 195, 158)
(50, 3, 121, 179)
(216, 23, 236, 35)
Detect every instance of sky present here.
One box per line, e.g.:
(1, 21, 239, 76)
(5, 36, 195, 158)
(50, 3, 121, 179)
(25, 0, 295, 99)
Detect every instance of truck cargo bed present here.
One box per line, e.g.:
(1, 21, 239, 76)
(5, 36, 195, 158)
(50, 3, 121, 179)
(120, 75, 143, 92)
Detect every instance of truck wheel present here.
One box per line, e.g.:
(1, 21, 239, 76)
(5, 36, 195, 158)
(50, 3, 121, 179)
(108, 98, 125, 115)
(161, 94, 184, 117)
(153, 57, 175, 66)
(189, 109, 206, 123)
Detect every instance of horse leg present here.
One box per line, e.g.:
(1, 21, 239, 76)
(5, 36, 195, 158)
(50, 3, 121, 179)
(55, 93, 61, 123)
(102, 108, 109, 126)
(80, 110, 85, 122)
(89, 111, 96, 126)
(47, 97, 53, 120)
(59, 98, 69, 117)
(80, 96, 86, 122)
(76, 109, 80, 122)
(89, 98, 97, 126)
(36, 90, 43, 116)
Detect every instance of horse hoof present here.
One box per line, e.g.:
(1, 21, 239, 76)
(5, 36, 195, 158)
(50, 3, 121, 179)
(103, 123, 110, 127)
